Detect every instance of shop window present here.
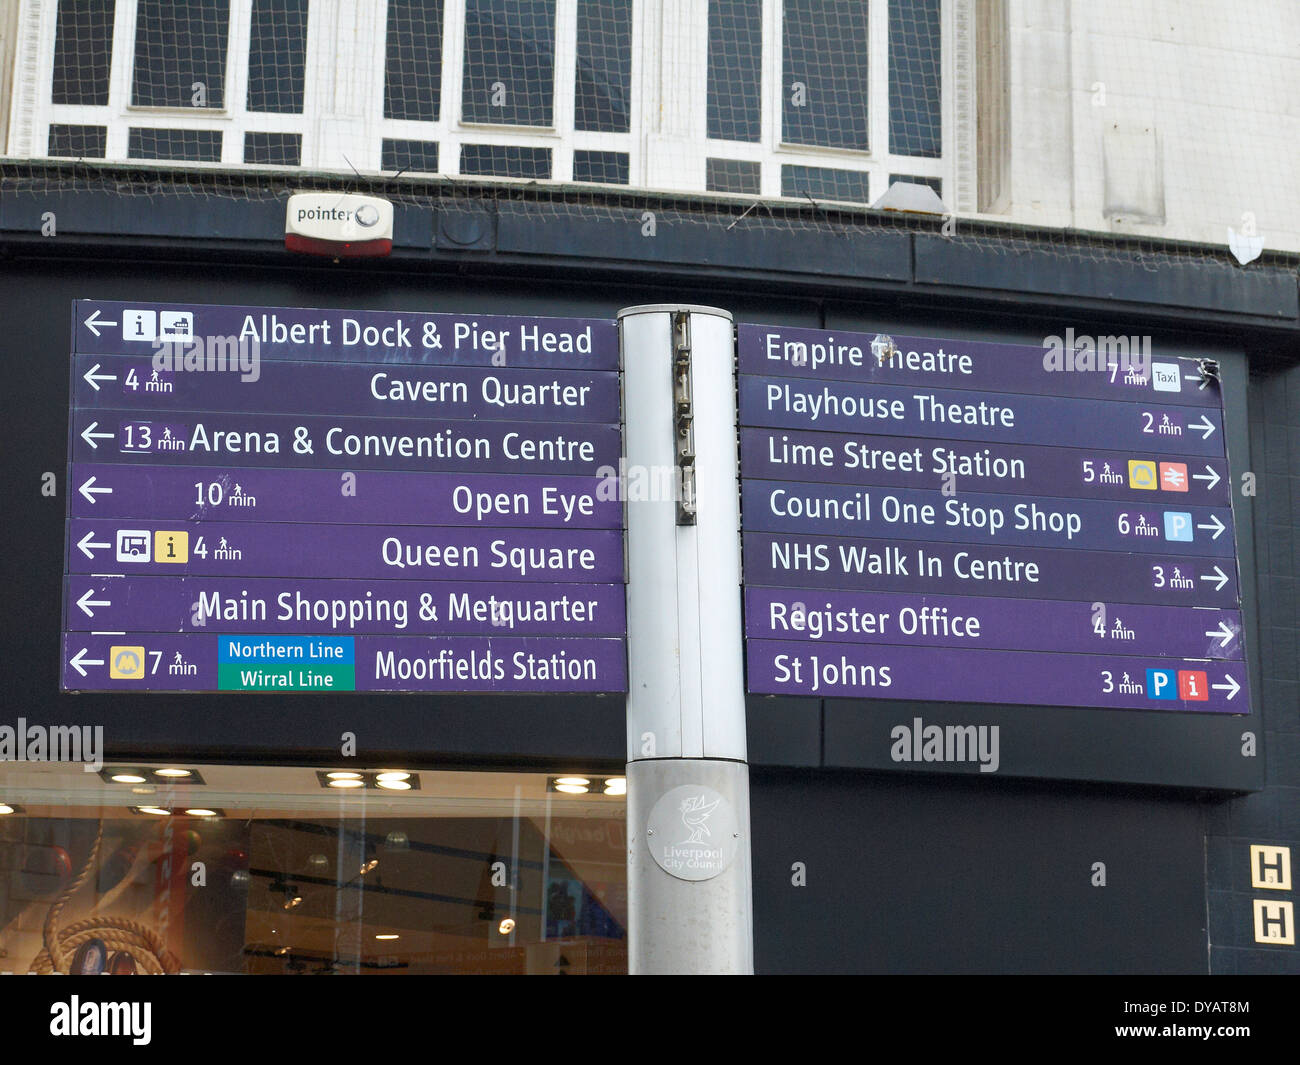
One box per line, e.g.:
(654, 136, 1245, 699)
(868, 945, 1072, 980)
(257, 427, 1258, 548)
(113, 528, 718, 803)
(707, 0, 763, 143)
(707, 157, 762, 195)
(48, 123, 107, 158)
(244, 131, 302, 166)
(131, 0, 230, 110)
(51, 0, 114, 106)
(573, 149, 629, 185)
(382, 138, 441, 174)
(0, 765, 628, 975)
(385, 0, 445, 122)
(574, 0, 632, 133)
(460, 143, 552, 179)
(127, 127, 223, 162)
(462, 0, 557, 127)
(782, 163, 869, 204)
(247, 0, 309, 115)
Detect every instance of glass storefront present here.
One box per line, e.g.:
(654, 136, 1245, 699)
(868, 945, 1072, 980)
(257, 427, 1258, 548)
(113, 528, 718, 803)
(0, 764, 627, 975)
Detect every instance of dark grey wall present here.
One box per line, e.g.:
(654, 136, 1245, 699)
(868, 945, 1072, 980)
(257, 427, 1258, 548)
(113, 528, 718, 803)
(1, 182, 1296, 973)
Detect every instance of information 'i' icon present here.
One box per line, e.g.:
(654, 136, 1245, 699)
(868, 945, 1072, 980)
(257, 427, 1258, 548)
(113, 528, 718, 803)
(154, 530, 188, 563)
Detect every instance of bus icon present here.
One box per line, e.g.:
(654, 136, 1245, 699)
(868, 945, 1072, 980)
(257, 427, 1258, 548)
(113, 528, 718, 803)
(116, 530, 151, 562)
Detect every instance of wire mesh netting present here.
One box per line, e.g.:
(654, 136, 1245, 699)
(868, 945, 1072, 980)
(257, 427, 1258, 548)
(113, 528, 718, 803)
(4, 0, 1299, 270)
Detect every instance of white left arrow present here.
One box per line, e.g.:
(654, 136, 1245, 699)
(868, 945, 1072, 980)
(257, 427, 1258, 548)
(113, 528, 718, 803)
(82, 363, 117, 391)
(77, 589, 111, 617)
(77, 531, 110, 559)
(1204, 621, 1236, 649)
(1211, 675, 1241, 700)
(1188, 415, 1216, 440)
(80, 421, 114, 449)
(79, 476, 112, 504)
(1196, 515, 1226, 539)
(83, 309, 118, 337)
(69, 648, 104, 677)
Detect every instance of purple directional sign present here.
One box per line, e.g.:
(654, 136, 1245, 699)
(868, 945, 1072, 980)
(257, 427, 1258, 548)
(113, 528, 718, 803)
(743, 532, 1238, 608)
(739, 324, 1222, 408)
(69, 463, 621, 528)
(74, 300, 619, 369)
(738, 323, 1250, 715)
(741, 375, 1225, 455)
(66, 576, 627, 637)
(742, 427, 1231, 505)
(72, 410, 619, 476)
(68, 520, 622, 582)
(743, 479, 1236, 556)
(746, 640, 1245, 713)
(62, 632, 627, 693)
(62, 300, 627, 695)
(74, 354, 619, 423)
(744, 588, 1243, 661)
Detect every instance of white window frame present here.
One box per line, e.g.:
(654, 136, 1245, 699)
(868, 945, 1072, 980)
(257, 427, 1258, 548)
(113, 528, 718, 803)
(8, 0, 962, 203)
(14, 0, 314, 167)
(699, 0, 956, 206)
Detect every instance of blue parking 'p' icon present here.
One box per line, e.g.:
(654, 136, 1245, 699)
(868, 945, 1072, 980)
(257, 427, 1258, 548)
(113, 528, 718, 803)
(1163, 512, 1193, 542)
(1147, 668, 1177, 699)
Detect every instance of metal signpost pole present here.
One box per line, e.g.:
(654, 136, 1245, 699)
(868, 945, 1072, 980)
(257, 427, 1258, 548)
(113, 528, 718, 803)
(619, 305, 753, 975)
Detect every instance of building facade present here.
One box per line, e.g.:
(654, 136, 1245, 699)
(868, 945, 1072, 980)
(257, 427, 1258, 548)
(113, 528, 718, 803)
(0, 0, 1296, 974)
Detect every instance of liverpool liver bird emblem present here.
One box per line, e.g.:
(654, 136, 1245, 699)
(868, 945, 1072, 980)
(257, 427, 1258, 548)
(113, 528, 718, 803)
(679, 794, 720, 844)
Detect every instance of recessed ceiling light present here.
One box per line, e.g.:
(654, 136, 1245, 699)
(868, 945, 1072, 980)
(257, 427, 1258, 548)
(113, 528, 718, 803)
(555, 783, 589, 794)
(498, 918, 515, 935)
(375, 933, 399, 941)
(376, 779, 412, 791)
(0, 804, 14, 815)
(111, 773, 146, 784)
(376, 771, 410, 782)
(604, 777, 627, 795)
(153, 768, 192, 778)
(137, 806, 171, 816)
(554, 776, 590, 787)
(326, 771, 362, 780)
(184, 808, 217, 817)
(328, 778, 365, 789)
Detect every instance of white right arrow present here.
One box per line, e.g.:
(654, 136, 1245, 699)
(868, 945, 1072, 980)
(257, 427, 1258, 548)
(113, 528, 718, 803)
(1199, 565, 1229, 591)
(1204, 621, 1236, 649)
(69, 648, 105, 677)
(1191, 466, 1221, 491)
(83, 309, 118, 337)
(80, 421, 114, 449)
(76, 589, 111, 617)
(1188, 415, 1216, 440)
(77, 531, 110, 559)
(1211, 675, 1241, 700)
(1196, 515, 1226, 539)
(82, 363, 117, 391)
(78, 476, 112, 504)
